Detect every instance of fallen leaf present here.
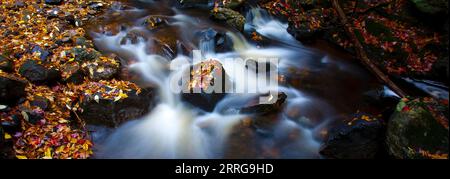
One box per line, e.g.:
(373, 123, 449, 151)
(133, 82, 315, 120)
(4, 133, 12, 140)
(16, 155, 27, 159)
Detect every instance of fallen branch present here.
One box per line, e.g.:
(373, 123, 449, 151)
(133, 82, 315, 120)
(331, 0, 407, 98)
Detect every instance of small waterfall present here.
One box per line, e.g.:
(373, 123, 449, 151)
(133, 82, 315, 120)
(246, 7, 300, 45)
(89, 3, 345, 159)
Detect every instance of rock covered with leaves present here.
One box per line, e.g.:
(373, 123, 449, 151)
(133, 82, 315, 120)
(181, 59, 231, 112)
(77, 80, 155, 127)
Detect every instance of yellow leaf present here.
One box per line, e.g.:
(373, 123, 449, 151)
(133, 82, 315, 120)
(56, 146, 65, 153)
(59, 118, 69, 123)
(44, 148, 53, 159)
(4, 133, 12, 140)
(114, 90, 128, 102)
(97, 67, 105, 73)
(83, 143, 89, 150)
(16, 155, 27, 159)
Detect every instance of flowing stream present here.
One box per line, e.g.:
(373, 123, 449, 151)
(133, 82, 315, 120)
(86, 0, 393, 159)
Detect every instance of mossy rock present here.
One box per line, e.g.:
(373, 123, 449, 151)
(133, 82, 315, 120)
(386, 98, 449, 159)
(210, 8, 246, 32)
(410, 0, 448, 15)
(223, 0, 246, 9)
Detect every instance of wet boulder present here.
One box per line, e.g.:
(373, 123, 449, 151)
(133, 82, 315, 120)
(120, 30, 148, 45)
(146, 28, 186, 59)
(0, 74, 27, 105)
(320, 113, 385, 159)
(72, 48, 102, 62)
(95, 22, 124, 36)
(19, 60, 61, 85)
(223, 0, 246, 9)
(0, 55, 14, 72)
(181, 59, 231, 112)
(143, 15, 169, 31)
(81, 56, 120, 81)
(195, 28, 234, 53)
(240, 92, 287, 131)
(386, 98, 448, 159)
(210, 8, 246, 32)
(240, 92, 287, 116)
(79, 82, 155, 127)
